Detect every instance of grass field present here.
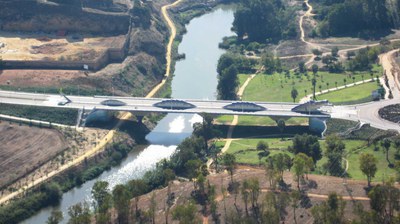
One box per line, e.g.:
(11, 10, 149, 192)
(216, 67, 381, 125)
(217, 138, 293, 165)
(317, 81, 379, 104)
(242, 69, 380, 102)
(219, 137, 397, 181)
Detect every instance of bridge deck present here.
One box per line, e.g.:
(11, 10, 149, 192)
(0, 91, 330, 118)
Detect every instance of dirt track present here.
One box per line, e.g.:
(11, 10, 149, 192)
(0, 121, 66, 189)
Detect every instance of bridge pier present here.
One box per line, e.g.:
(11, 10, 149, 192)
(136, 115, 143, 124)
(309, 117, 328, 137)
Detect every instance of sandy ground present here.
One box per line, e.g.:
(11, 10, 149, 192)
(0, 31, 126, 61)
(130, 167, 375, 224)
(0, 121, 66, 189)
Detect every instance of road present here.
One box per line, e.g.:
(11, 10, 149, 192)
(0, 90, 331, 118)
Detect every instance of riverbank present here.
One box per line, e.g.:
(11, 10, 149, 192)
(0, 0, 185, 222)
(13, 2, 237, 223)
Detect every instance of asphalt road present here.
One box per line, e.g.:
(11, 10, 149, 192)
(0, 90, 330, 118)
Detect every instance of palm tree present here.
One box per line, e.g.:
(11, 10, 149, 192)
(343, 78, 347, 87)
(312, 77, 317, 100)
(326, 82, 330, 91)
(361, 74, 364, 82)
(318, 85, 322, 93)
(291, 88, 299, 103)
(352, 76, 356, 84)
(335, 81, 338, 88)
(304, 89, 307, 96)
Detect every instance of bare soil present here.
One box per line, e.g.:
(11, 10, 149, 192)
(128, 167, 377, 224)
(0, 121, 67, 189)
(0, 31, 126, 61)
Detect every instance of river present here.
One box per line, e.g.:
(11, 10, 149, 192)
(22, 5, 234, 224)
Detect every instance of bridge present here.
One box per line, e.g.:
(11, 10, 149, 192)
(0, 90, 330, 118)
(1, 90, 399, 134)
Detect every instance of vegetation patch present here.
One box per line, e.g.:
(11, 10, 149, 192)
(379, 104, 400, 123)
(0, 103, 78, 125)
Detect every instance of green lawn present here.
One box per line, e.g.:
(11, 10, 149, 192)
(242, 69, 380, 102)
(317, 81, 379, 104)
(215, 115, 308, 126)
(218, 137, 397, 181)
(219, 138, 293, 165)
(344, 144, 397, 181)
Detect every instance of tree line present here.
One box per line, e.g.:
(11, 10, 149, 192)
(315, 0, 396, 37)
(233, 0, 297, 43)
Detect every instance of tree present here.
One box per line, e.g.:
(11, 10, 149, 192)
(165, 184, 175, 224)
(223, 153, 237, 183)
(217, 65, 239, 100)
(271, 153, 292, 181)
(47, 210, 63, 224)
(298, 61, 306, 73)
(172, 202, 199, 224)
(209, 142, 222, 172)
(67, 202, 91, 224)
(185, 159, 202, 184)
(261, 191, 289, 223)
(149, 193, 157, 224)
(312, 64, 319, 75)
(331, 46, 339, 57)
(241, 179, 250, 217)
(347, 51, 355, 60)
(290, 191, 300, 224)
(91, 181, 111, 224)
(291, 134, 322, 164)
(311, 192, 346, 224)
(277, 119, 286, 136)
(193, 113, 217, 149)
(261, 52, 282, 74)
(325, 134, 345, 176)
(365, 180, 400, 223)
(311, 76, 317, 100)
(312, 49, 323, 58)
(381, 138, 392, 164)
(112, 184, 130, 224)
(293, 153, 307, 191)
(291, 87, 298, 102)
(257, 140, 268, 152)
(248, 178, 260, 210)
(233, 0, 295, 43)
(128, 179, 148, 217)
(265, 158, 279, 189)
(359, 153, 377, 188)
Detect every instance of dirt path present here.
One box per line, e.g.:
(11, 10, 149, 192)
(0, 0, 183, 205)
(379, 49, 400, 99)
(146, 0, 183, 98)
(207, 66, 264, 170)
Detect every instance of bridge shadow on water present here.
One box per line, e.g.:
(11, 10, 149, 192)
(215, 125, 319, 139)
